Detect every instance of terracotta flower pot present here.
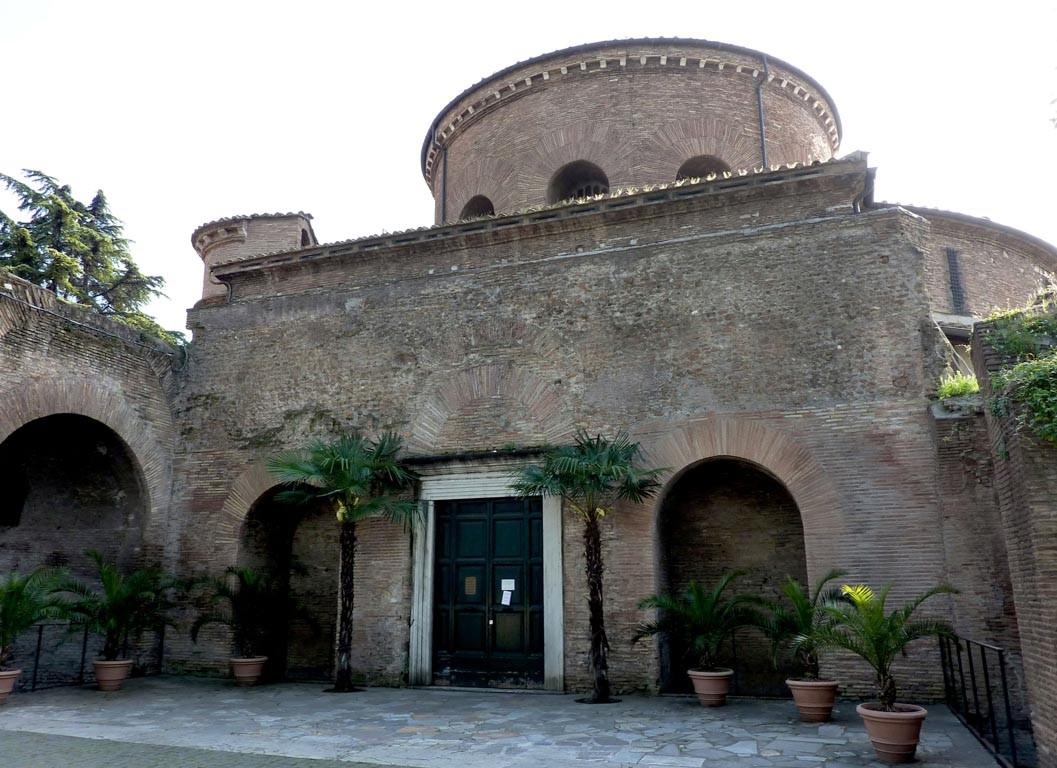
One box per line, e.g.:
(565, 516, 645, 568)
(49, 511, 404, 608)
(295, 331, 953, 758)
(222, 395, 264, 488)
(687, 668, 733, 706)
(0, 669, 22, 704)
(856, 702, 928, 763)
(231, 656, 268, 687)
(93, 659, 134, 691)
(787, 679, 838, 722)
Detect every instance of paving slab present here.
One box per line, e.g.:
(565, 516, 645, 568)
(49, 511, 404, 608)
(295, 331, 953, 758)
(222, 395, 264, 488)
(0, 676, 995, 767)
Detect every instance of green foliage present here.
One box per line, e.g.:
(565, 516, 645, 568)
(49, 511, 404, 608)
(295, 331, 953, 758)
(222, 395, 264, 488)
(936, 371, 980, 399)
(991, 354, 1057, 444)
(0, 170, 183, 345)
(757, 568, 847, 680)
(510, 430, 665, 520)
(811, 582, 957, 710)
(60, 551, 181, 661)
(514, 430, 664, 702)
(190, 567, 279, 658)
(267, 431, 419, 528)
(633, 572, 763, 672)
(0, 568, 68, 670)
(983, 288, 1057, 444)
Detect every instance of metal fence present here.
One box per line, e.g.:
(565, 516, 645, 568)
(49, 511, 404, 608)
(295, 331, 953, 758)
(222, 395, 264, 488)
(11, 622, 165, 692)
(939, 635, 1036, 768)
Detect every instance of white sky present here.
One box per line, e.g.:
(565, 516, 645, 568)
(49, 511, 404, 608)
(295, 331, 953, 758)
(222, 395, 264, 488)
(2, 1, 1055, 334)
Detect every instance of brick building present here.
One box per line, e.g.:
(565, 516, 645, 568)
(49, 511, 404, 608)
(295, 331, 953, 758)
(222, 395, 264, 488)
(2, 38, 1056, 765)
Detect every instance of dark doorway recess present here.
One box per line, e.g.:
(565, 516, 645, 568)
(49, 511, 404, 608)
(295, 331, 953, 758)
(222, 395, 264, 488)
(239, 489, 337, 682)
(433, 496, 544, 688)
(0, 413, 146, 575)
(658, 458, 807, 697)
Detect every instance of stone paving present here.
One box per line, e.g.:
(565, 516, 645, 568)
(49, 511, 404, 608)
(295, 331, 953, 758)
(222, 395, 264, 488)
(0, 676, 995, 767)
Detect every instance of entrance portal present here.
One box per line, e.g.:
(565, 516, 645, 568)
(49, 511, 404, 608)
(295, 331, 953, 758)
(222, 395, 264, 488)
(432, 497, 544, 687)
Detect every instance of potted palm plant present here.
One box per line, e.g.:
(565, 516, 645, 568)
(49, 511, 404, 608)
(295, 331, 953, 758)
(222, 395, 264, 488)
(191, 567, 276, 686)
(62, 551, 180, 691)
(0, 568, 67, 704)
(812, 582, 957, 763)
(633, 572, 762, 706)
(759, 568, 846, 722)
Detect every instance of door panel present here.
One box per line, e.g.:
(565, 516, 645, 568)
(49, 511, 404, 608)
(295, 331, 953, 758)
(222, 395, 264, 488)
(433, 496, 544, 687)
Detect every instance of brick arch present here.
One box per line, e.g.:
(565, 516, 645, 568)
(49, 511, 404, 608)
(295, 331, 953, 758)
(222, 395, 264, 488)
(214, 462, 282, 569)
(448, 157, 519, 219)
(521, 124, 633, 199)
(640, 118, 761, 180)
(642, 417, 843, 575)
(408, 363, 575, 455)
(0, 376, 173, 552)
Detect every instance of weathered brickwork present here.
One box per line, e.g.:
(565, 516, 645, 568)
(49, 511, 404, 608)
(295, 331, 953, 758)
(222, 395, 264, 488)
(974, 330, 1057, 768)
(0, 276, 177, 577)
(425, 40, 839, 222)
(916, 210, 1057, 318)
(3, 39, 1056, 746)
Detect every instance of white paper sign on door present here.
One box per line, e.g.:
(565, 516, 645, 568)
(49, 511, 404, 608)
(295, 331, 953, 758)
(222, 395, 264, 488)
(501, 590, 512, 606)
(501, 579, 516, 591)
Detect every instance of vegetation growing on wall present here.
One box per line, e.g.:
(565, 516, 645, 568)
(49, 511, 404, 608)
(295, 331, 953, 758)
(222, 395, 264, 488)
(936, 371, 980, 399)
(984, 286, 1057, 444)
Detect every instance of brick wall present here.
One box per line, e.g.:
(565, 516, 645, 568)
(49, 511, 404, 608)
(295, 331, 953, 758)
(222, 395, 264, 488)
(0, 275, 177, 678)
(425, 40, 838, 221)
(917, 211, 1056, 318)
(172, 163, 969, 700)
(975, 325, 1057, 768)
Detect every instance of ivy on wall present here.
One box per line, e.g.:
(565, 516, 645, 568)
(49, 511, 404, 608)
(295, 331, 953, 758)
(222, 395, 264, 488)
(984, 287, 1057, 445)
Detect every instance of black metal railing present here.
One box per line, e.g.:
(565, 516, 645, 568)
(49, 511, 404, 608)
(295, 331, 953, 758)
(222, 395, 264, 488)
(13, 622, 165, 692)
(939, 635, 1035, 767)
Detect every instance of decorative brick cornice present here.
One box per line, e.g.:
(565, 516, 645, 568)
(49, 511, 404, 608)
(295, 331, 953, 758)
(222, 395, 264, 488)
(421, 39, 842, 186)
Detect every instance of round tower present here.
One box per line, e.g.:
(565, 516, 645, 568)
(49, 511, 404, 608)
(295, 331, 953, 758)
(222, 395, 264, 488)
(421, 38, 841, 223)
(191, 213, 316, 301)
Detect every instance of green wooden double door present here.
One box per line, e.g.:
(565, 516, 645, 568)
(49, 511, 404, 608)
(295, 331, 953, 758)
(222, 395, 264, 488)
(433, 497, 544, 687)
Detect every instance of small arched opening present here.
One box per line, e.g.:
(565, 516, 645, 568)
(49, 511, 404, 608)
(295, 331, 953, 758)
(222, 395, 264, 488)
(676, 155, 732, 180)
(657, 457, 807, 696)
(0, 413, 147, 576)
(300, 229, 311, 247)
(547, 161, 609, 203)
(239, 488, 339, 682)
(459, 195, 495, 219)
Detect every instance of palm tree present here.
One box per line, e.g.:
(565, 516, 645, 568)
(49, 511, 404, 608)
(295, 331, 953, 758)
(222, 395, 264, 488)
(512, 430, 664, 703)
(267, 431, 419, 692)
(0, 568, 67, 671)
(633, 572, 762, 673)
(811, 582, 957, 710)
(759, 568, 847, 680)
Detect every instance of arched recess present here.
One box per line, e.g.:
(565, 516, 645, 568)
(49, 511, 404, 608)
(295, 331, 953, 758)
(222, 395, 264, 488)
(0, 413, 149, 575)
(638, 118, 760, 180)
(676, 154, 731, 180)
(237, 485, 337, 682)
(643, 417, 844, 571)
(658, 457, 805, 696)
(0, 377, 173, 563)
(547, 160, 610, 203)
(642, 418, 843, 695)
(216, 465, 339, 681)
(459, 195, 495, 219)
